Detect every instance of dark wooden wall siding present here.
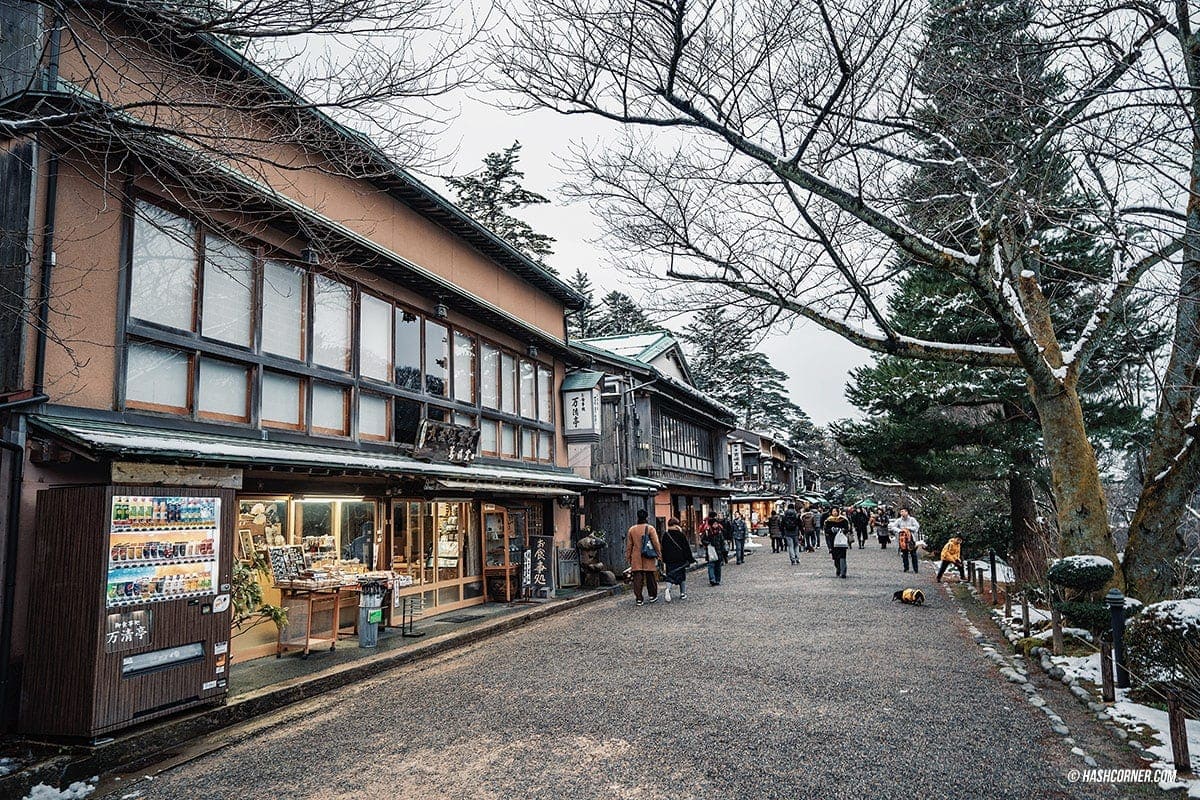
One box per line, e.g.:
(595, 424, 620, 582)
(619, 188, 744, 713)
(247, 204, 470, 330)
(591, 399, 623, 485)
(585, 493, 652, 574)
(20, 485, 234, 738)
(0, 140, 35, 394)
(0, 0, 42, 99)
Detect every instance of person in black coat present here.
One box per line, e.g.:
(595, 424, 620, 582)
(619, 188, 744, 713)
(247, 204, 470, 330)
(850, 506, 870, 549)
(824, 508, 853, 578)
(659, 518, 696, 601)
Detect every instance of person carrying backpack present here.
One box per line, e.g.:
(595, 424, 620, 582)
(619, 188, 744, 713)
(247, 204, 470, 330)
(850, 506, 870, 549)
(624, 508, 662, 606)
(730, 513, 750, 564)
(780, 503, 802, 564)
(800, 507, 818, 552)
(889, 507, 921, 572)
(825, 507, 852, 579)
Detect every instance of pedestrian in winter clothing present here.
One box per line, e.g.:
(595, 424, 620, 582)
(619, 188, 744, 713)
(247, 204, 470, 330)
(870, 512, 891, 549)
(850, 506, 870, 549)
(889, 507, 921, 570)
(659, 518, 696, 601)
(767, 511, 783, 553)
(825, 507, 851, 578)
(625, 509, 662, 605)
(730, 514, 750, 564)
(801, 507, 818, 551)
(781, 504, 802, 564)
(935, 535, 967, 582)
(702, 513, 728, 585)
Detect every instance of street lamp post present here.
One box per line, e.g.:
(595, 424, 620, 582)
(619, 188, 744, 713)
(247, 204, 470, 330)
(1105, 588, 1130, 689)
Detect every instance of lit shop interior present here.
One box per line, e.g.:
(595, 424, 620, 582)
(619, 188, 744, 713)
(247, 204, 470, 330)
(231, 494, 547, 661)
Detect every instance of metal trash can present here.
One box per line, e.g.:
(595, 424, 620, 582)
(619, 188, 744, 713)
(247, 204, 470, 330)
(357, 578, 387, 648)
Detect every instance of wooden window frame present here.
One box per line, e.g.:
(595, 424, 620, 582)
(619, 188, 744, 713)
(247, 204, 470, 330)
(357, 391, 392, 442)
(311, 381, 351, 437)
(124, 342, 195, 416)
(261, 370, 307, 431)
(196, 356, 253, 424)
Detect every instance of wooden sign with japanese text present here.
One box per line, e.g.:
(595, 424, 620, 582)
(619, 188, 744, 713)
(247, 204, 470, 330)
(105, 609, 152, 653)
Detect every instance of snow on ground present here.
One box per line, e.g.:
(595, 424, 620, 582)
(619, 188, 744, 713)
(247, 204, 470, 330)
(1051, 653, 1200, 797)
(1107, 697, 1200, 797)
(0, 758, 18, 777)
(22, 779, 96, 800)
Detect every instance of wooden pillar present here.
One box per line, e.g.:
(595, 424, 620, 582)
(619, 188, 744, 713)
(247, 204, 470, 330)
(1021, 593, 1031, 638)
(1050, 605, 1064, 655)
(1100, 639, 1115, 703)
(1169, 692, 1194, 776)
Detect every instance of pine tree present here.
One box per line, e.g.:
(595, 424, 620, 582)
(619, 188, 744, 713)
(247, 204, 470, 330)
(446, 142, 557, 266)
(682, 310, 805, 431)
(835, 0, 1161, 582)
(589, 291, 656, 336)
(566, 268, 596, 338)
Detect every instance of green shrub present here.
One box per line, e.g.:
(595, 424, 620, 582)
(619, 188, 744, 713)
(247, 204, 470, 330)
(1055, 600, 1111, 633)
(1125, 599, 1200, 713)
(1047, 556, 1115, 593)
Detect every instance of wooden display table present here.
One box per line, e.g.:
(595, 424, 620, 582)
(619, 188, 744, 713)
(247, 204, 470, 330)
(484, 564, 519, 602)
(276, 585, 358, 657)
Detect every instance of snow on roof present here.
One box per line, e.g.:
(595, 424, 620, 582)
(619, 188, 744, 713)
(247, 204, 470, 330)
(577, 330, 674, 363)
(31, 416, 597, 487)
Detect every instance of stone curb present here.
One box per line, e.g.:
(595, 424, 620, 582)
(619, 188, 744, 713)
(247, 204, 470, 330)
(0, 589, 615, 800)
(953, 580, 1190, 792)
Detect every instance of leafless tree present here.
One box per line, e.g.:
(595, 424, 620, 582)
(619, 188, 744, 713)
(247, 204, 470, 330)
(493, 0, 1200, 600)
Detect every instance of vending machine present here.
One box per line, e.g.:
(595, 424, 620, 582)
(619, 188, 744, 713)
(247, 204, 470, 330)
(20, 485, 235, 739)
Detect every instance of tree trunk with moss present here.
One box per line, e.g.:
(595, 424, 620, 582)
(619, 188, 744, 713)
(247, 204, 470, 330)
(1007, 450, 1043, 586)
(1029, 380, 1122, 583)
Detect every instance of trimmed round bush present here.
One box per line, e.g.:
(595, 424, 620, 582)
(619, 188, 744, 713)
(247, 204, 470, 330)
(1125, 599, 1200, 712)
(1055, 600, 1111, 633)
(1048, 555, 1115, 593)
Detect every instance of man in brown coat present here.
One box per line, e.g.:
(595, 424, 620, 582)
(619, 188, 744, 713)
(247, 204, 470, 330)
(625, 508, 662, 606)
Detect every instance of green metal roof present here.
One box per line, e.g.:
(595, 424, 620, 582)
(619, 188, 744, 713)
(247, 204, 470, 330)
(561, 370, 605, 391)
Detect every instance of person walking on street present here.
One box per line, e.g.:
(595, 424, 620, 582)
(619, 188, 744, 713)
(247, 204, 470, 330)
(730, 513, 749, 564)
(801, 506, 818, 552)
(659, 517, 696, 601)
(871, 511, 891, 549)
(625, 508, 662, 606)
(850, 505, 870, 549)
(889, 507, 921, 570)
(936, 535, 967, 583)
(767, 510, 783, 553)
(825, 507, 851, 578)
(781, 503, 802, 564)
(702, 512, 728, 585)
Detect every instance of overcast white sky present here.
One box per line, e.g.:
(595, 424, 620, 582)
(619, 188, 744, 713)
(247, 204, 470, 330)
(426, 96, 871, 427)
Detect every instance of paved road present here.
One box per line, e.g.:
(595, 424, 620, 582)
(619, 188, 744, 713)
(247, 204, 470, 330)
(113, 539, 1158, 800)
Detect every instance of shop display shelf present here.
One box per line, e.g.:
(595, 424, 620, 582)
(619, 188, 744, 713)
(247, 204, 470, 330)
(108, 554, 218, 569)
(105, 589, 216, 608)
(109, 524, 218, 535)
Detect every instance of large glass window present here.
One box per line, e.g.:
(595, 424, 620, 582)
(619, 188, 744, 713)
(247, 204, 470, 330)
(660, 414, 714, 473)
(481, 343, 500, 409)
(501, 353, 516, 414)
(359, 294, 392, 381)
(129, 201, 196, 332)
(339, 501, 377, 568)
(312, 381, 349, 435)
(539, 431, 554, 463)
(394, 397, 422, 445)
(261, 260, 304, 361)
(201, 236, 253, 347)
(521, 428, 535, 460)
(125, 342, 190, 413)
(425, 320, 449, 396)
(519, 360, 536, 419)
(359, 393, 390, 441)
(537, 366, 553, 424)
(480, 419, 498, 455)
(262, 371, 304, 429)
(453, 332, 476, 404)
(312, 275, 351, 371)
(501, 422, 517, 458)
(394, 309, 421, 391)
(197, 358, 250, 422)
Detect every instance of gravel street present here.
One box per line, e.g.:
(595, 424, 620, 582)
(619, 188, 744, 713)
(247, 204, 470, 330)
(112, 538, 1162, 800)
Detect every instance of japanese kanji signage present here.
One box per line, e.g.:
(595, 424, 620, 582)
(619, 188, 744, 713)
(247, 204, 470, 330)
(105, 610, 152, 653)
(562, 386, 601, 442)
(415, 419, 480, 463)
(526, 535, 553, 591)
(730, 443, 744, 476)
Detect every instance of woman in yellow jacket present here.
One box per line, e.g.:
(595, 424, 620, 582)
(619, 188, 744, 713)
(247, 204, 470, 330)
(936, 536, 967, 583)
